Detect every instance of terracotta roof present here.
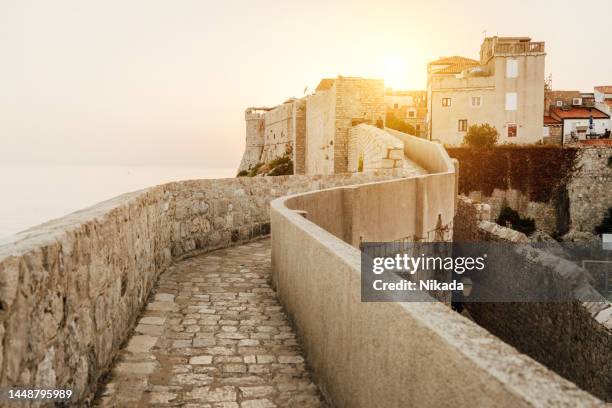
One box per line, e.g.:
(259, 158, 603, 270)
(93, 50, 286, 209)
(429, 56, 479, 65)
(315, 79, 335, 91)
(550, 107, 610, 120)
(544, 115, 561, 125)
(595, 85, 612, 94)
(433, 62, 481, 75)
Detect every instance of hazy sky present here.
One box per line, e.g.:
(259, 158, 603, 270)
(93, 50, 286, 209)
(2, 0, 611, 168)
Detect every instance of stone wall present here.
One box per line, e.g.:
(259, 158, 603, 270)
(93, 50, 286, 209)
(454, 196, 612, 401)
(0, 171, 405, 406)
(270, 182, 603, 407)
(305, 87, 336, 175)
(347, 124, 404, 172)
(448, 146, 612, 236)
(292, 99, 307, 174)
(568, 146, 612, 233)
(334, 78, 386, 173)
(238, 109, 265, 172)
(260, 102, 295, 163)
(465, 188, 557, 235)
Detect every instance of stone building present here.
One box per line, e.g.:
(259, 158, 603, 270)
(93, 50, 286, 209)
(239, 76, 386, 175)
(384, 89, 427, 137)
(427, 36, 546, 145)
(238, 99, 306, 174)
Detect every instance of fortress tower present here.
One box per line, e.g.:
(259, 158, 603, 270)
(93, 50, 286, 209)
(238, 108, 266, 173)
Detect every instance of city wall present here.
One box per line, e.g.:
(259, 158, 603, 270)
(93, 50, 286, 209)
(348, 124, 404, 172)
(453, 195, 612, 401)
(0, 171, 404, 406)
(270, 138, 603, 406)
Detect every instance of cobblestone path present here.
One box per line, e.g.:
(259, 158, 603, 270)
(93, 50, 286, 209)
(96, 239, 326, 407)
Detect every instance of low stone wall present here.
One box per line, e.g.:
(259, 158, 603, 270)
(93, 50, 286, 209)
(0, 171, 405, 406)
(271, 186, 603, 407)
(454, 196, 612, 401)
(568, 146, 612, 233)
(347, 124, 404, 172)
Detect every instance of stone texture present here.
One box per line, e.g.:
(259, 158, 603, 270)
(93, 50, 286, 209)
(0, 172, 400, 406)
(95, 240, 326, 407)
(454, 195, 612, 401)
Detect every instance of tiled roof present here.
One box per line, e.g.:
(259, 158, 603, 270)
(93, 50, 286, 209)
(429, 56, 479, 65)
(432, 62, 480, 74)
(544, 115, 561, 125)
(595, 85, 612, 94)
(550, 107, 610, 120)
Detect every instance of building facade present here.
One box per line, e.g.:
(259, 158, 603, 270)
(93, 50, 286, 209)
(427, 37, 546, 146)
(384, 89, 427, 137)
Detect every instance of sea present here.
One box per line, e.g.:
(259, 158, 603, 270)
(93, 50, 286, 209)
(0, 164, 236, 239)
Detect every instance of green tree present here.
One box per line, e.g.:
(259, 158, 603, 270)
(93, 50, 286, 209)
(385, 112, 416, 135)
(463, 123, 499, 148)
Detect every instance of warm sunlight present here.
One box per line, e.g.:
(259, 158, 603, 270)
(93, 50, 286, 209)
(380, 54, 413, 90)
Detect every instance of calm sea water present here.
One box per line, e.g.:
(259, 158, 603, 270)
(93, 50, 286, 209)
(0, 164, 235, 239)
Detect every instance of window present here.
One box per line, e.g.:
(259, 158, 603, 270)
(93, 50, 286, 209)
(507, 123, 517, 137)
(471, 96, 482, 107)
(393, 103, 399, 109)
(442, 98, 451, 107)
(458, 119, 468, 132)
(505, 92, 517, 111)
(408, 110, 416, 118)
(506, 59, 518, 78)
(556, 100, 563, 107)
(416, 124, 421, 131)
(543, 126, 550, 137)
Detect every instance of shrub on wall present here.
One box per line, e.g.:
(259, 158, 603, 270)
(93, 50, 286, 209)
(463, 124, 499, 148)
(447, 146, 581, 203)
(386, 112, 416, 135)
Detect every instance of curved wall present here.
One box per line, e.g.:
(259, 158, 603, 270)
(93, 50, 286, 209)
(270, 135, 605, 407)
(0, 171, 403, 406)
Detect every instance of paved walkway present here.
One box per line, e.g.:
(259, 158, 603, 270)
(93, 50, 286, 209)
(96, 239, 326, 407)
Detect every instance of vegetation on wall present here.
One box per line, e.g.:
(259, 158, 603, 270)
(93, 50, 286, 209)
(237, 156, 293, 177)
(463, 124, 499, 148)
(595, 208, 612, 234)
(496, 206, 536, 235)
(447, 146, 581, 202)
(385, 112, 416, 135)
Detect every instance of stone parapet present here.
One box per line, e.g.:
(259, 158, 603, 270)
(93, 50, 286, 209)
(0, 171, 404, 406)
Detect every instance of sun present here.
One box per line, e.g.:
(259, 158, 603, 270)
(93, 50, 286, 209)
(380, 54, 412, 90)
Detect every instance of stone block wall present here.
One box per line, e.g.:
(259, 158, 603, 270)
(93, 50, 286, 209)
(0, 171, 405, 406)
(305, 87, 336, 175)
(568, 146, 612, 233)
(292, 99, 307, 174)
(348, 124, 404, 172)
(466, 188, 558, 235)
(260, 102, 295, 163)
(238, 109, 265, 172)
(454, 196, 612, 401)
(334, 78, 386, 173)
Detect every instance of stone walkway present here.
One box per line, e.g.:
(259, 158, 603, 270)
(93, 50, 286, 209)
(96, 239, 326, 407)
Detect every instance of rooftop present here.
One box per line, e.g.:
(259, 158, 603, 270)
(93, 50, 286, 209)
(550, 107, 610, 120)
(595, 85, 612, 94)
(544, 115, 561, 125)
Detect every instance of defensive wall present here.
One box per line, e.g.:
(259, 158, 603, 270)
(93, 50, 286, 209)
(448, 146, 612, 236)
(454, 195, 612, 401)
(0, 171, 406, 406)
(270, 133, 604, 406)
